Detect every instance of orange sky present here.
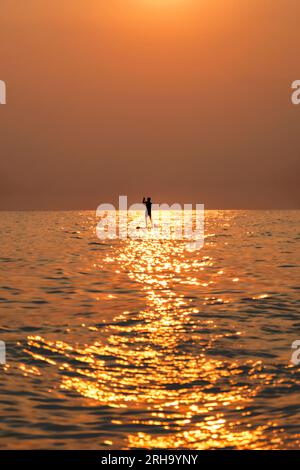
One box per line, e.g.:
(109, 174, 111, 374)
(1, 0, 300, 209)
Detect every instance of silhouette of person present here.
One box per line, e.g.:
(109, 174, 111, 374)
(143, 197, 152, 228)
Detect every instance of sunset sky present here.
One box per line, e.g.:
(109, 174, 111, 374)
(1, 0, 300, 209)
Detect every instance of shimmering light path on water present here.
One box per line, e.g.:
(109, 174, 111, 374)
(1, 211, 300, 449)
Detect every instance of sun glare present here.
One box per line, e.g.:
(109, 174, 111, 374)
(130, 0, 197, 17)
(137, 0, 192, 7)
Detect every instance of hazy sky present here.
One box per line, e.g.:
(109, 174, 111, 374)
(1, 0, 300, 209)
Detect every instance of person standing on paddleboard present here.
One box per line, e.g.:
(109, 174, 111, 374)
(143, 197, 153, 228)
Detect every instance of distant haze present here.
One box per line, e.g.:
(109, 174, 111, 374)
(1, 0, 300, 210)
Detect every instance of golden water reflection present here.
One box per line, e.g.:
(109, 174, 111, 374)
(22, 233, 281, 449)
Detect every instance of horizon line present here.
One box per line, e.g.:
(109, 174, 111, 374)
(1, 208, 300, 212)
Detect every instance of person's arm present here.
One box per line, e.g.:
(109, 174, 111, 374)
(143, 197, 146, 205)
